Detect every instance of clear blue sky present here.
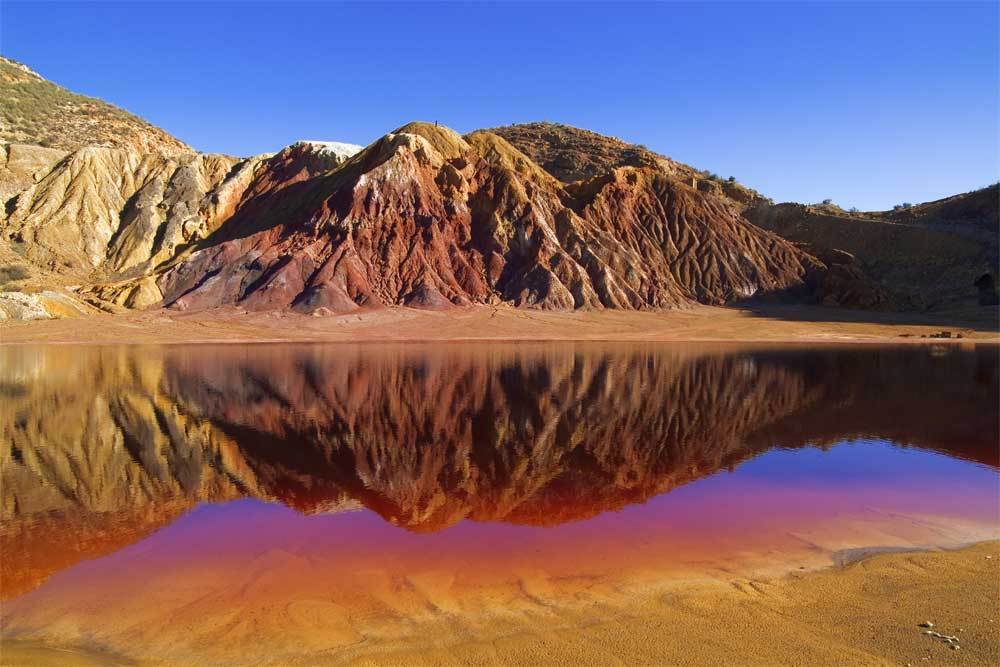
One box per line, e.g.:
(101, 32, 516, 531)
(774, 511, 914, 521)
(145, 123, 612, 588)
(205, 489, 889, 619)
(2, 1, 997, 210)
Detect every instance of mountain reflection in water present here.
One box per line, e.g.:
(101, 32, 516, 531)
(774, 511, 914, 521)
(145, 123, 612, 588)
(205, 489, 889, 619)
(1, 343, 997, 605)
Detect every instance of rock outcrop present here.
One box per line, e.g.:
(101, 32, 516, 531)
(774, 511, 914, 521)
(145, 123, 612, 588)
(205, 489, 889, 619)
(0, 143, 68, 204)
(3, 147, 242, 276)
(809, 248, 891, 309)
(0, 289, 93, 320)
(1, 140, 364, 289)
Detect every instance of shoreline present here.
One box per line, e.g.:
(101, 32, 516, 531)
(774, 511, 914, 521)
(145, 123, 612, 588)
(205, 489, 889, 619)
(2, 303, 998, 346)
(2, 540, 998, 666)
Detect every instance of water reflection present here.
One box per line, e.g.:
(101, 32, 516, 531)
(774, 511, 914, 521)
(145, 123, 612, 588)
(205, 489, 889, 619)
(1, 343, 997, 603)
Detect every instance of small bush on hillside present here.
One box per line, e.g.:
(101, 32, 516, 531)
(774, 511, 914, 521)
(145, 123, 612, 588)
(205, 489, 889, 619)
(0, 264, 30, 283)
(822, 198, 833, 205)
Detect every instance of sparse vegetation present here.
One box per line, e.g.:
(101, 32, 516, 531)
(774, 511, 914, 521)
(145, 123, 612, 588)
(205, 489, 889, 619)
(822, 198, 833, 205)
(893, 202, 913, 211)
(486, 123, 772, 207)
(0, 264, 30, 283)
(0, 56, 189, 153)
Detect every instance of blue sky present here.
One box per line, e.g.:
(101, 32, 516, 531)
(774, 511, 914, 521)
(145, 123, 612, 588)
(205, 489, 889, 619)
(2, 1, 997, 209)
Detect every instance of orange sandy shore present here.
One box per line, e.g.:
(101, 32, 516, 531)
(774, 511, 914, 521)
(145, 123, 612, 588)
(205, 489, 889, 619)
(1, 542, 998, 666)
(1, 303, 998, 345)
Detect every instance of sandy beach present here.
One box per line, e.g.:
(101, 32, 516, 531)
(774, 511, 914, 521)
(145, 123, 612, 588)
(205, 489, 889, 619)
(360, 541, 1000, 667)
(2, 541, 998, 666)
(2, 304, 998, 345)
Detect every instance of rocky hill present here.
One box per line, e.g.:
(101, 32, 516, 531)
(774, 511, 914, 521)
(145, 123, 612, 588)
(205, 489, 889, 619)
(0, 58, 994, 321)
(0, 140, 365, 313)
(0, 56, 190, 154)
(0, 142, 67, 202)
(868, 184, 999, 253)
(2, 121, 832, 317)
(485, 123, 997, 310)
(145, 123, 818, 313)
(746, 185, 999, 310)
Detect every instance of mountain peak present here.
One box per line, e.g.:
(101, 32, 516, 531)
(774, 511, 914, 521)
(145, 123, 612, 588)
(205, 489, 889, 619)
(292, 140, 364, 161)
(391, 121, 470, 160)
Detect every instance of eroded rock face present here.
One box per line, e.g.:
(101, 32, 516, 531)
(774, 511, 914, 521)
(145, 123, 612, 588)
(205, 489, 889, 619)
(154, 123, 819, 313)
(0, 290, 93, 320)
(2, 147, 240, 276)
(0, 141, 364, 296)
(0, 143, 68, 205)
(567, 169, 819, 306)
(0, 121, 909, 316)
(810, 248, 892, 309)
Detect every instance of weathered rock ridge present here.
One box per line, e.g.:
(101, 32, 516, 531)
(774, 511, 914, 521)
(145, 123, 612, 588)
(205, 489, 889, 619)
(0, 114, 992, 318)
(0, 140, 364, 312)
(155, 123, 820, 312)
(4, 147, 241, 275)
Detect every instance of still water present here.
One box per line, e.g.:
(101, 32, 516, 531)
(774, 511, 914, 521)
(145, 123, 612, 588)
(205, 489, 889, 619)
(1, 343, 997, 663)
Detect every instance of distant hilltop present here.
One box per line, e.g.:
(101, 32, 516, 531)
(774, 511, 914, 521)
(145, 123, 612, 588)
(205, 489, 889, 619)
(0, 56, 191, 155)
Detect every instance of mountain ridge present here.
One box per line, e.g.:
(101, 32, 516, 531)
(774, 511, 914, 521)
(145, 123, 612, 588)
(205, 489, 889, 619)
(0, 60, 995, 321)
(148, 121, 822, 313)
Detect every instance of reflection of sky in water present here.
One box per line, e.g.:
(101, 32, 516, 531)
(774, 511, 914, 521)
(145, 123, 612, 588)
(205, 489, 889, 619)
(47, 438, 999, 591)
(743, 438, 998, 483)
(5, 435, 998, 667)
